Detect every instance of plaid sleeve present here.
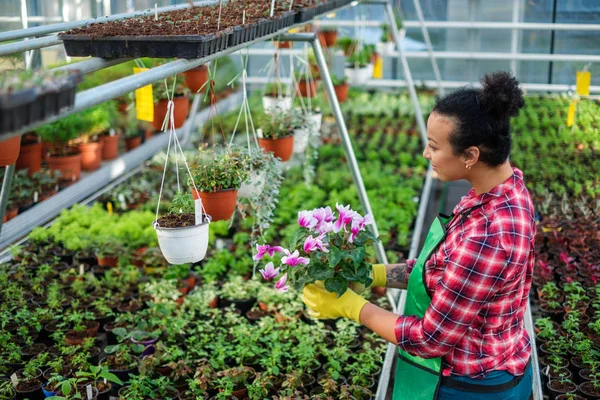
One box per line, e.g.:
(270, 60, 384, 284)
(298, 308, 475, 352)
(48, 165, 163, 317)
(395, 234, 508, 358)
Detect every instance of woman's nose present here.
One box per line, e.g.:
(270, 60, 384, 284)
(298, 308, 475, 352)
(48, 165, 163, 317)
(423, 147, 430, 159)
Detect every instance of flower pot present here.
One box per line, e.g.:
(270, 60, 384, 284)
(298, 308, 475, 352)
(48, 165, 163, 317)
(334, 83, 350, 103)
(0, 136, 21, 166)
(238, 170, 266, 199)
(547, 379, 577, 399)
(100, 357, 138, 386)
(293, 127, 310, 154)
(376, 41, 395, 56)
(131, 336, 159, 357)
(125, 136, 142, 151)
(153, 96, 189, 132)
(297, 80, 317, 98)
(184, 65, 209, 93)
(220, 297, 257, 315)
(100, 134, 120, 160)
(276, 41, 292, 49)
(78, 142, 103, 171)
(47, 153, 82, 182)
(16, 141, 42, 175)
(318, 30, 337, 47)
(258, 135, 294, 162)
(3, 207, 18, 223)
(307, 112, 323, 133)
(154, 216, 210, 264)
(262, 95, 292, 115)
(345, 64, 374, 85)
(192, 188, 238, 222)
(97, 255, 118, 268)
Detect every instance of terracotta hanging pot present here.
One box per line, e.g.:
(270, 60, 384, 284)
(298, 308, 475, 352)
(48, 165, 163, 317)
(125, 135, 142, 151)
(258, 135, 294, 162)
(318, 30, 338, 47)
(334, 83, 350, 103)
(276, 41, 292, 49)
(47, 152, 82, 182)
(100, 134, 120, 160)
(192, 188, 238, 222)
(184, 65, 209, 93)
(2, 207, 18, 223)
(297, 80, 317, 98)
(78, 142, 103, 171)
(0, 136, 21, 167)
(152, 95, 189, 132)
(16, 140, 42, 175)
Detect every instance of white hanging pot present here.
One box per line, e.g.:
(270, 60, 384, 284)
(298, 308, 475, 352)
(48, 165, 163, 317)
(154, 217, 210, 264)
(262, 95, 292, 115)
(293, 127, 310, 154)
(307, 112, 323, 133)
(238, 170, 266, 199)
(376, 41, 395, 56)
(344, 64, 374, 86)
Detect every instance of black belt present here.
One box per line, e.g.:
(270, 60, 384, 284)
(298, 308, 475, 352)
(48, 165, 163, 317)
(439, 359, 532, 394)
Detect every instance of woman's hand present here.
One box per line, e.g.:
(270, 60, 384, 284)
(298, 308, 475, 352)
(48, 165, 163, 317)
(301, 284, 369, 323)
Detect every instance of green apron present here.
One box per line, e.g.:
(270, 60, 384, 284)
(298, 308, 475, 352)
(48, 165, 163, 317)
(392, 214, 450, 400)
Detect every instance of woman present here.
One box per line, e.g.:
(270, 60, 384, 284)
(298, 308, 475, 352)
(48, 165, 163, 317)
(301, 71, 535, 400)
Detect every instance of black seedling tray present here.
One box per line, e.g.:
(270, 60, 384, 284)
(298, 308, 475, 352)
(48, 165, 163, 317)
(228, 22, 259, 47)
(59, 30, 232, 59)
(0, 73, 80, 134)
(294, 7, 318, 23)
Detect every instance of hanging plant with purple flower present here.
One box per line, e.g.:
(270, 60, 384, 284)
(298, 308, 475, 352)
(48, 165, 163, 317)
(254, 203, 379, 297)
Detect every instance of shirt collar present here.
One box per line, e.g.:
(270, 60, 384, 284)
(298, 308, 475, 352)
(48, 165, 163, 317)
(453, 168, 523, 215)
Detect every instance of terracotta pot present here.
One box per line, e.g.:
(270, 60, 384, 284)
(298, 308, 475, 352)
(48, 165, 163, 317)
(145, 129, 153, 140)
(0, 136, 21, 166)
(184, 65, 209, 93)
(78, 142, 103, 171)
(47, 153, 82, 182)
(318, 30, 337, 47)
(258, 135, 294, 162)
(16, 141, 42, 175)
(276, 41, 292, 49)
(100, 134, 120, 160)
(153, 96, 189, 132)
(334, 83, 350, 103)
(125, 136, 142, 151)
(117, 101, 129, 115)
(2, 207, 18, 223)
(192, 188, 238, 222)
(97, 255, 118, 268)
(297, 80, 317, 98)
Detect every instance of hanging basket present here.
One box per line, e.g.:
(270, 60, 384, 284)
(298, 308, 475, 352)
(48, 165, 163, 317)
(258, 135, 294, 162)
(154, 216, 211, 264)
(376, 41, 395, 56)
(262, 95, 292, 115)
(293, 127, 310, 154)
(334, 83, 350, 103)
(0, 136, 21, 167)
(307, 112, 323, 133)
(192, 188, 238, 222)
(153, 96, 189, 131)
(184, 65, 209, 93)
(345, 64, 374, 86)
(239, 170, 266, 199)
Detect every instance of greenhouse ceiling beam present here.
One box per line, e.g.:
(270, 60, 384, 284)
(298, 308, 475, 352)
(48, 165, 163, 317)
(315, 19, 600, 31)
(0, 0, 219, 43)
(412, 0, 444, 96)
(51, 57, 132, 75)
(0, 35, 62, 57)
(0, 16, 64, 23)
(0, 92, 242, 250)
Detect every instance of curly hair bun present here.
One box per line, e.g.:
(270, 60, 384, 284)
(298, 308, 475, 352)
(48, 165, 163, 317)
(478, 71, 524, 119)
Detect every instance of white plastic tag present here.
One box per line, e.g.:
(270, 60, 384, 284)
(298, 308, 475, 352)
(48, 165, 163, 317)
(86, 384, 93, 400)
(117, 193, 127, 210)
(256, 128, 264, 139)
(33, 191, 39, 203)
(79, 264, 85, 276)
(10, 373, 18, 387)
(109, 128, 116, 137)
(216, 239, 225, 251)
(194, 198, 204, 225)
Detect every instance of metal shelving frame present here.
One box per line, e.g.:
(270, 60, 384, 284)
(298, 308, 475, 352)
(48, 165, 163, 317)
(0, 1, 543, 399)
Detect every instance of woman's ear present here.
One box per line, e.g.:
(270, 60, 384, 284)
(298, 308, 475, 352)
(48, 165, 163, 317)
(462, 146, 480, 167)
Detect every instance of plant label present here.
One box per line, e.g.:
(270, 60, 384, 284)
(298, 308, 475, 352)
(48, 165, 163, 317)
(109, 128, 116, 137)
(104, 378, 107, 384)
(79, 264, 85, 276)
(10, 373, 18, 387)
(216, 238, 224, 250)
(107, 201, 114, 215)
(257, 128, 263, 138)
(194, 198, 204, 225)
(134, 67, 154, 122)
(33, 191, 39, 203)
(118, 193, 127, 210)
(576, 71, 591, 96)
(86, 384, 93, 399)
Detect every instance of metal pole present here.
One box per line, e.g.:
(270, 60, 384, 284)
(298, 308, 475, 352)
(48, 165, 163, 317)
(51, 57, 132, 74)
(411, 0, 444, 96)
(0, 165, 16, 237)
(309, 34, 389, 267)
(385, 1, 427, 146)
(547, 0, 558, 85)
(510, 0, 520, 75)
(20, 0, 32, 69)
(0, 36, 62, 57)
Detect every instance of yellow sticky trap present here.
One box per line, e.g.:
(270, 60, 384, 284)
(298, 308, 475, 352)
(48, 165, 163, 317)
(107, 202, 113, 215)
(134, 67, 154, 122)
(567, 100, 578, 127)
(373, 54, 383, 79)
(288, 28, 299, 34)
(576, 71, 591, 96)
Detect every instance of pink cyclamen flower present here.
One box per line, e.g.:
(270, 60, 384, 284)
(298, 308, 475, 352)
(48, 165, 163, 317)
(312, 206, 335, 224)
(333, 203, 358, 233)
(303, 234, 329, 253)
(348, 213, 373, 243)
(282, 250, 310, 267)
(259, 262, 280, 281)
(314, 221, 334, 235)
(253, 244, 285, 261)
(275, 274, 289, 293)
(298, 210, 318, 229)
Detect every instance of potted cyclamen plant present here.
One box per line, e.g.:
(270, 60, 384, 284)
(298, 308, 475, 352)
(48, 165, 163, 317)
(189, 148, 250, 221)
(154, 191, 210, 265)
(258, 112, 296, 162)
(255, 204, 378, 297)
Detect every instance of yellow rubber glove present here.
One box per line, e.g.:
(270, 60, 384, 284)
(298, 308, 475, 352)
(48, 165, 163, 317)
(301, 284, 369, 323)
(351, 264, 387, 294)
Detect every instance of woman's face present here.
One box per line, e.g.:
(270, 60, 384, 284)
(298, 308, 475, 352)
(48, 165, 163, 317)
(422, 112, 469, 182)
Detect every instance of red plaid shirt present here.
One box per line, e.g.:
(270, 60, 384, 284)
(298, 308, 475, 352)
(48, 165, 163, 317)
(396, 168, 535, 378)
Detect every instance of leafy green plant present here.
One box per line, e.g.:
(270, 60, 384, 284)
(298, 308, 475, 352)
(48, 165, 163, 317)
(189, 147, 250, 192)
